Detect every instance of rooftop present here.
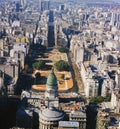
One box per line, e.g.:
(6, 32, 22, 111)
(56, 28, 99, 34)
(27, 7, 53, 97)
(40, 107, 64, 121)
(59, 121, 79, 127)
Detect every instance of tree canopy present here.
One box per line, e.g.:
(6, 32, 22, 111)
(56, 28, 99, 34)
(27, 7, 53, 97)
(32, 60, 45, 70)
(58, 47, 69, 53)
(90, 96, 104, 104)
(55, 60, 69, 71)
(89, 95, 111, 104)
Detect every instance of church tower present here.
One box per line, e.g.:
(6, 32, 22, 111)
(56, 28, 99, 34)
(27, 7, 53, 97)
(45, 68, 59, 108)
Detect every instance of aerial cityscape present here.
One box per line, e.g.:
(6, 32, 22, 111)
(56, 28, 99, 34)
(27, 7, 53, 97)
(0, 0, 120, 129)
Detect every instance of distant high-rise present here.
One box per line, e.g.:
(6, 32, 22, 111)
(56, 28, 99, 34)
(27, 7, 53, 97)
(39, 0, 41, 11)
(59, 4, 66, 11)
(16, 2, 20, 12)
(48, 10, 55, 47)
(41, 0, 50, 11)
(20, 0, 27, 8)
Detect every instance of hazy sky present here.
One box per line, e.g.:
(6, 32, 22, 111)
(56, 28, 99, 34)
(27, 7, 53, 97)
(111, 0, 120, 2)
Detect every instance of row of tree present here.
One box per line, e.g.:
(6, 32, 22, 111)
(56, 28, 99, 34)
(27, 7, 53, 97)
(90, 95, 111, 104)
(32, 60, 69, 71)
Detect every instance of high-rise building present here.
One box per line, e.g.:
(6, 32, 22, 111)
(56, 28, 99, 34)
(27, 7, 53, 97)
(59, 4, 66, 11)
(39, 0, 41, 11)
(48, 10, 55, 47)
(20, 0, 27, 8)
(16, 2, 20, 12)
(41, 0, 50, 11)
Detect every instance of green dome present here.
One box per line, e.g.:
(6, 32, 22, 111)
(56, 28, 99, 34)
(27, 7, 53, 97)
(46, 68, 58, 87)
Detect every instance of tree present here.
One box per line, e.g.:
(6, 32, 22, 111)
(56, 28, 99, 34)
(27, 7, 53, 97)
(90, 96, 104, 104)
(55, 60, 69, 71)
(58, 47, 69, 53)
(32, 60, 45, 70)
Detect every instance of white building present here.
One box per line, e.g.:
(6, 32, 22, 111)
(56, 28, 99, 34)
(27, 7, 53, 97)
(111, 90, 120, 113)
(80, 62, 100, 98)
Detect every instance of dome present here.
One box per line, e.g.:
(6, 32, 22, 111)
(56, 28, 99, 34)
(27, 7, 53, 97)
(40, 107, 64, 121)
(46, 68, 58, 87)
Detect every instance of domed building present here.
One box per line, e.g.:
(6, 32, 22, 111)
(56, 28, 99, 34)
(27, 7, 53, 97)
(39, 68, 65, 129)
(45, 68, 59, 108)
(39, 107, 64, 129)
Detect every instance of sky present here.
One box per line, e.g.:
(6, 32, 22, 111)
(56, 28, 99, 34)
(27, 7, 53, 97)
(111, 0, 120, 2)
